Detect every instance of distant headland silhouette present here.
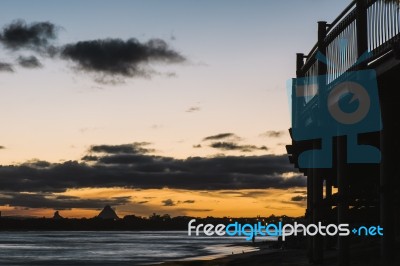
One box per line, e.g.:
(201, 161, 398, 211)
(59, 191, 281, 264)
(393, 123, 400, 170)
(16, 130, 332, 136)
(0, 206, 302, 231)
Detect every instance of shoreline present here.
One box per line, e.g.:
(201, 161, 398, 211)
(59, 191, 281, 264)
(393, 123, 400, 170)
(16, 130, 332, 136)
(159, 240, 400, 266)
(158, 242, 310, 266)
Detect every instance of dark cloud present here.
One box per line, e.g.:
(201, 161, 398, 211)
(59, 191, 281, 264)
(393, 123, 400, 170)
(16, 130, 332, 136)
(137, 201, 149, 204)
(17, 55, 42, 68)
(0, 192, 130, 210)
(97, 154, 155, 165)
(210, 142, 268, 152)
(88, 142, 154, 155)
(203, 133, 238, 141)
(260, 130, 285, 138)
(218, 191, 268, 198)
(61, 38, 185, 78)
(0, 20, 57, 51)
(291, 195, 307, 202)
(293, 190, 307, 194)
(21, 159, 51, 168)
(0, 20, 186, 81)
(0, 149, 304, 192)
(186, 106, 200, 113)
(162, 199, 175, 206)
(189, 209, 213, 212)
(81, 155, 99, 162)
(237, 191, 269, 198)
(192, 144, 202, 148)
(0, 146, 5, 149)
(0, 62, 14, 72)
(182, 200, 195, 204)
(218, 191, 245, 195)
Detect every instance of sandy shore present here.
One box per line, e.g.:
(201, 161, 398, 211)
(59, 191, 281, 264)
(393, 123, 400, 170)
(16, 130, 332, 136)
(159, 245, 310, 266)
(158, 239, 400, 266)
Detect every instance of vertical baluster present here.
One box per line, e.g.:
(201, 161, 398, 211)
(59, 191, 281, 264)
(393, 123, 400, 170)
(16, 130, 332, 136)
(382, 0, 385, 46)
(331, 43, 334, 83)
(339, 35, 343, 76)
(373, 3, 376, 50)
(389, 1, 393, 40)
(354, 22, 357, 63)
(393, 1, 396, 37)
(333, 41, 337, 80)
(382, 0, 387, 43)
(368, 7, 371, 51)
(384, 0, 390, 42)
(341, 31, 345, 74)
(350, 23, 353, 64)
(376, 2, 379, 48)
(343, 29, 346, 71)
(332, 41, 335, 82)
(381, 1, 385, 45)
(353, 22, 357, 63)
(345, 27, 351, 68)
(346, 26, 350, 69)
(394, 1, 399, 35)
(326, 45, 332, 83)
(349, 24, 353, 67)
(379, 1, 382, 47)
(392, 1, 396, 38)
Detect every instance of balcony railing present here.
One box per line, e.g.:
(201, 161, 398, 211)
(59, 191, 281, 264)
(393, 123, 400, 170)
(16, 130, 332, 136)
(295, 0, 400, 123)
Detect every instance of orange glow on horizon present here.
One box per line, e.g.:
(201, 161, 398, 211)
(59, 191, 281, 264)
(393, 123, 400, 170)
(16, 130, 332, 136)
(0, 187, 307, 219)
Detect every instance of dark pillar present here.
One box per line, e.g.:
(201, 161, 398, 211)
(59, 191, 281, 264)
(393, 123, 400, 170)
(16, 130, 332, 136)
(296, 53, 305, 74)
(379, 88, 396, 264)
(307, 169, 314, 263)
(325, 178, 332, 201)
(312, 21, 327, 264)
(312, 167, 324, 264)
(294, 53, 305, 129)
(325, 176, 334, 250)
(337, 136, 349, 266)
(356, 0, 368, 64)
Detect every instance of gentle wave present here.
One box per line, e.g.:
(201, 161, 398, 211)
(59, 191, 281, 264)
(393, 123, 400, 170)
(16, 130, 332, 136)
(0, 231, 275, 265)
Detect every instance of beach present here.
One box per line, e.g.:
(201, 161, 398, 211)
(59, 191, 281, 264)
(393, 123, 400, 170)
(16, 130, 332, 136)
(160, 246, 310, 266)
(160, 239, 400, 266)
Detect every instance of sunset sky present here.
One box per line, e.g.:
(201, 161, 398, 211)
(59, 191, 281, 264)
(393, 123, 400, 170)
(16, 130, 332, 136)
(0, 0, 348, 218)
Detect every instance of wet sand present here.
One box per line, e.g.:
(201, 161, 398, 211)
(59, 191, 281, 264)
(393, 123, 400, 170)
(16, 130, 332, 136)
(160, 245, 310, 266)
(159, 240, 400, 266)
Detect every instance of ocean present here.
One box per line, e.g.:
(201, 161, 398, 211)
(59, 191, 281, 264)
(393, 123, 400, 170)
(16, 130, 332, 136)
(0, 231, 274, 265)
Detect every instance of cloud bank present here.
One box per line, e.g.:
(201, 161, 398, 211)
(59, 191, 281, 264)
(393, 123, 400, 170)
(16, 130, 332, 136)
(0, 20, 186, 81)
(61, 38, 185, 78)
(0, 20, 57, 51)
(0, 143, 303, 193)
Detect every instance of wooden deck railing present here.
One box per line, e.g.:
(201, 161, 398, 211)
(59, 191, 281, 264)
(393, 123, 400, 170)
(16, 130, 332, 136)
(295, 0, 400, 121)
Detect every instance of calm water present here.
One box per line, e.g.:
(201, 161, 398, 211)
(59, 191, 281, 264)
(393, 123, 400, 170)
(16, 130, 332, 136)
(0, 231, 273, 265)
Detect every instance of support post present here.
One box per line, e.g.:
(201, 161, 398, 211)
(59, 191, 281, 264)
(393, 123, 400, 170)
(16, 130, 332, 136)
(379, 86, 396, 265)
(307, 170, 314, 263)
(312, 21, 328, 265)
(356, 0, 368, 66)
(337, 136, 349, 266)
(312, 168, 324, 264)
(294, 53, 305, 130)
